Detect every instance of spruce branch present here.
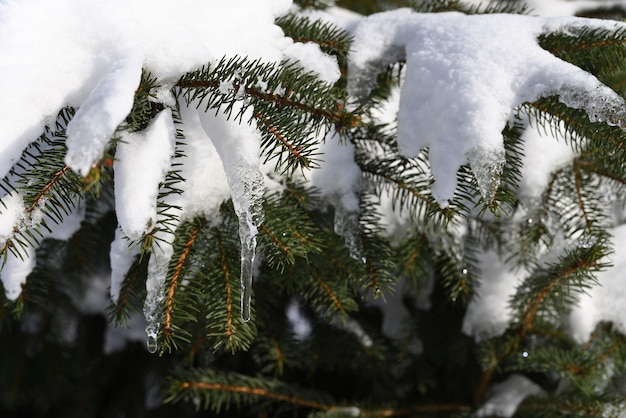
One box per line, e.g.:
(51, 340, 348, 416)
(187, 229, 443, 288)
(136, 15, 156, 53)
(176, 56, 359, 174)
(275, 14, 352, 65)
(539, 26, 626, 76)
(0, 107, 88, 260)
(217, 227, 236, 343)
(163, 217, 207, 338)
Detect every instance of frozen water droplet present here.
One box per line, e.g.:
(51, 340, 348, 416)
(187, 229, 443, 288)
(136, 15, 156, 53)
(467, 146, 505, 203)
(147, 335, 158, 354)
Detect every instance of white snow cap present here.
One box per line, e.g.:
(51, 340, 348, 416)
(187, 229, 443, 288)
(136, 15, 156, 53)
(115, 110, 177, 241)
(462, 250, 526, 341)
(349, 9, 626, 207)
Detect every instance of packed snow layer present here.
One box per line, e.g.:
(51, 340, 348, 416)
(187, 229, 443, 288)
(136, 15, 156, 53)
(115, 110, 177, 241)
(349, 9, 626, 206)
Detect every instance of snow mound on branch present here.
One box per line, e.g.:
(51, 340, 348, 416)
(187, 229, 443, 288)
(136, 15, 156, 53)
(115, 110, 177, 241)
(349, 9, 626, 207)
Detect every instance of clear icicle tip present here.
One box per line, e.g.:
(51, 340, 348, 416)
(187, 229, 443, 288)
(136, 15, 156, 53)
(239, 229, 257, 322)
(146, 334, 158, 354)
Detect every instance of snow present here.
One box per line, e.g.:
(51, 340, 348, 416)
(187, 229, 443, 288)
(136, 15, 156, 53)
(462, 250, 526, 341)
(0, 192, 27, 246)
(1, 247, 36, 301)
(0, 190, 85, 301)
(0, 0, 339, 313)
(286, 299, 312, 340)
(283, 42, 341, 84)
(114, 110, 177, 241)
(517, 117, 577, 199)
(348, 9, 626, 207)
(109, 227, 141, 303)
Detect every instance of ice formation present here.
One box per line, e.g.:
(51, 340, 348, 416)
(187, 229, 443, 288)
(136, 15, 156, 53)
(196, 104, 266, 322)
(114, 110, 177, 241)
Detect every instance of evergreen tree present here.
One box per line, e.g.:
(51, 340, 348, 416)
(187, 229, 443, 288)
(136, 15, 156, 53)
(3, 0, 626, 417)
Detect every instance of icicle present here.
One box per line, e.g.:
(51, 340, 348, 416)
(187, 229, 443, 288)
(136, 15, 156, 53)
(196, 105, 265, 322)
(467, 146, 505, 204)
(236, 174, 265, 322)
(334, 206, 365, 263)
(109, 226, 141, 304)
(143, 238, 174, 353)
(239, 229, 256, 322)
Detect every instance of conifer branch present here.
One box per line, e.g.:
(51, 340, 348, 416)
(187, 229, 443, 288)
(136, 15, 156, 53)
(164, 218, 206, 336)
(312, 272, 344, 314)
(259, 224, 292, 260)
(25, 165, 70, 215)
(360, 403, 472, 417)
(176, 73, 357, 129)
(216, 231, 235, 340)
(521, 260, 597, 333)
(543, 33, 626, 53)
(254, 112, 310, 169)
(362, 236, 381, 292)
(179, 381, 336, 411)
(573, 160, 594, 235)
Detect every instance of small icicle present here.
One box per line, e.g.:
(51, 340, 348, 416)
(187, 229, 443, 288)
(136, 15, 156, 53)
(239, 231, 256, 322)
(237, 188, 264, 322)
(143, 236, 174, 354)
(334, 206, 365, 263)
(467, 146, 505, 204)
